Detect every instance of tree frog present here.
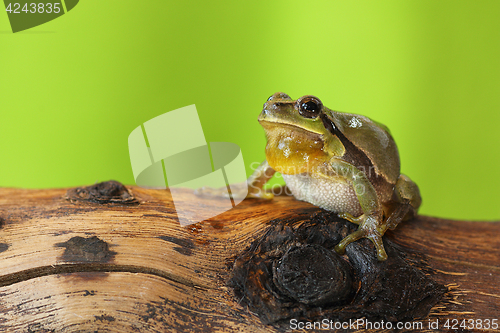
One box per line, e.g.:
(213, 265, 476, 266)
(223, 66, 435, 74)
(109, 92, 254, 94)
(247, 92, 421, 261)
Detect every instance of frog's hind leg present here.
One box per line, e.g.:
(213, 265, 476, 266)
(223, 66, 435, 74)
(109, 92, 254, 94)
(384, 203, 411, 230)
(337, 174, 421, 261)
(332, 166, 421, 261)
(385, 174, 422, 230)
(338, 212, 364, 224)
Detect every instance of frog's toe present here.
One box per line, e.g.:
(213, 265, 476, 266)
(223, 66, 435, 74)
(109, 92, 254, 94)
(334, 227, 388, 261)
(247, 190, 274, 200)
(338, 212, 364, 224)
(365, 233, 388, 261)
(229, 182, 274, 200)
(334, 229, 366, 255)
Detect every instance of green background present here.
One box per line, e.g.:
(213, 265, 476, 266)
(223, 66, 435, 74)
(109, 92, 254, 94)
(1, 0, 499, 221)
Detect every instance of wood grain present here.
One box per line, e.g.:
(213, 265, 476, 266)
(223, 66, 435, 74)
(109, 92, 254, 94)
(0, 185, 499, 332)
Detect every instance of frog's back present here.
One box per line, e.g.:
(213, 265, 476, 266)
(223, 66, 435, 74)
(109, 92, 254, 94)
(328, 110, 400, 185)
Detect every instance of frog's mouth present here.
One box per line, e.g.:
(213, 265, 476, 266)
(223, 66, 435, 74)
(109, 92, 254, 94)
(259, 119, 324, 144)
(259, 110, 325, 135)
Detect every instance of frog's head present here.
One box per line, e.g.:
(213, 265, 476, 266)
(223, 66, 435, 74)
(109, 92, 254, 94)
(259, 92, 330, 136)
(258, 92, 346, 171)
(259, 92, 401, 182)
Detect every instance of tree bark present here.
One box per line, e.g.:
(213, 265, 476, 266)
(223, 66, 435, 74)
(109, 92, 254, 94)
(0, 182, 499, 332)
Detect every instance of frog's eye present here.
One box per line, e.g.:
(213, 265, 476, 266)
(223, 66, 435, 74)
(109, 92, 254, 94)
(297, 96, 322, 119)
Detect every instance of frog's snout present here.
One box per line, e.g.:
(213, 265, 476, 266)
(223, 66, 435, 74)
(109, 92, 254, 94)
(262, 92, 293, 113)
(259, 106, 272, 122)
(260, 92, 296, 124)
(267, 92, 291, 102)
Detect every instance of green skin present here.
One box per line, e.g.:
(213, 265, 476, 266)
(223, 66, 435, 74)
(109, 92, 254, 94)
(246, 92, 422, 261)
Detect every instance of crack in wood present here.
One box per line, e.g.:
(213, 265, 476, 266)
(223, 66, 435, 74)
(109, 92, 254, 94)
(434, 269, 468, 276)
(0, 263, 210, 290)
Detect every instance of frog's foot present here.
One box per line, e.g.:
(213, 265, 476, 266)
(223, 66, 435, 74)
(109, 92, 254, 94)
(194, 182, 274, 200)
(334, 213, 388, 261)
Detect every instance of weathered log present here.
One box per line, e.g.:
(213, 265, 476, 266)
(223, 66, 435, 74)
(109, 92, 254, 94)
(0, 181, 499, 332)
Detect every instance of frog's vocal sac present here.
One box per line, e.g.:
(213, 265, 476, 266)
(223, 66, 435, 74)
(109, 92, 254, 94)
(248, 92, 421, 261)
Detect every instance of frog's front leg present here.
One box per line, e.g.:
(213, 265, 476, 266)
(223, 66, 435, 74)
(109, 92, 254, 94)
(195, 160, 275, 200)
(329, 159, 389, 261)
(245, 160, 276, 199)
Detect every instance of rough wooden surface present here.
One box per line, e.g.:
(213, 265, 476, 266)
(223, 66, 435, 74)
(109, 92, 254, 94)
(0, 184, 499, 332)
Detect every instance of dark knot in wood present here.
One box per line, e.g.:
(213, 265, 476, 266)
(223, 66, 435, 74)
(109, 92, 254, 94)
(273, 244, 352, 306)
(0, 243, 8, 253)
(228, 210, 446, 325)
(66, 180, 138, 205)
(56, 236, 116, 263)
